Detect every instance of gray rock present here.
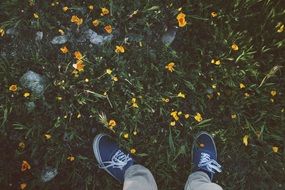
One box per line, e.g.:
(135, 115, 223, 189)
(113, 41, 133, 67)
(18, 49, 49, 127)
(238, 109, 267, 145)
(41, 167, 58, 182)
(20, 71, 47, 97)
(85, 29, 113, 45)
(35, 31, 43, 41)
(6, 27, 17, 36)
(161, 27, 178, 46)
(51, 35, 68, 44)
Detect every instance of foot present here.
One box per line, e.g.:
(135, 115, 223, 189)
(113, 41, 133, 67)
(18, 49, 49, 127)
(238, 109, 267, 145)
(93, 134, 135, 183)
(192, 132, 222, 180)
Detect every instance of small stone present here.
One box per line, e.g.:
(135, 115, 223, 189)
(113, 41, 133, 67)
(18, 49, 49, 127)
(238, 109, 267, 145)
(41, 167, 58, 182)
(35, 31, 43, 41)
(161, 27, 177, 46)
(51, 35, 68, 44)
(20, 71, 47, 97)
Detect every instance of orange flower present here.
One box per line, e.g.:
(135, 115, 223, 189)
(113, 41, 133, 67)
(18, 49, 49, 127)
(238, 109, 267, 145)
(71, 15, 83, 26)
(101, 7, 109, 16)
(63, 6, 68, 12)
(176, 12, 187, 27)
(74, 51, 83, 60)
(92, 19, 100, 27)
(231, 43, 239, 51)
(211, 12, 218, 17)
(60, 46, 69, 54)
(21, 160, 31, 172)
(0, 28, 5, 37)
(20, 183, 27, 190)
(115, 45, 125, 53)
(9, 84, 17, 92)
(88, 5, 94, 10)
(67, 155, 75, 161)
(108, 119, 116, 129)
(104, 25, 112, 33)
(130, 148, 136, 154)
(73, 60, 85, 72)
(165, 62, 175, 72)
(33, 13, 39, 19)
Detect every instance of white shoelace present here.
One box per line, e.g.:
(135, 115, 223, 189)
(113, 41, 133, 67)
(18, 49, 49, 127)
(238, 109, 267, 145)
(99, 150, 132, 170)
(198, 152, 222, 173)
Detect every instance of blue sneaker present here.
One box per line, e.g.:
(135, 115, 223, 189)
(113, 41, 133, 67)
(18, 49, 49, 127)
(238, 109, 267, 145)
(192, 132, 222, 180)
(93, 134, 135, 183)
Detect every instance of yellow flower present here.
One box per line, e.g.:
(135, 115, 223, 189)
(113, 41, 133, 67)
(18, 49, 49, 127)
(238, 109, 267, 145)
(58, 29, 65, 35)
(115, 45, 125, 53)
(101, 7, 109, 16)
(177, 92, 186, 98)
(19, 142, 25, 149)
(44, 134, 52, 140)
(170, 121, 176, 126)
(217, 92, 221, 96)
(130, 148, 136, 154)
(243, 135, 249, 146)
(92, 19, 100, 27)
(9, 84, 17, 92)
(106, 69, 112, 74)
(108, 119, 116, 129)
(165, 62, 175, 72)
(21, 160, 31, 171)
(123, 133, 129, 139)
(73, 60, 85, 72)
(85, 78, 89, 82)
(178, 111, 182, 115)
(63, 6, 69, 12)
(211, 11, 218, 17)
(239, 83, 245, 89)
(244, 92, 250, 97)
(104, 25, 112, 33)
(112, 76, 118, 81)
(23, 92, 30, 97)
(67, 155, 75, 161)
(77, 113, 81, 118)
(194, 113, 203, 122)
(88, 5, 94, 10)
(56, 96, 62, 101)
(270, 90, 277, 96)
(33, 13, 39, 19)
(131, 98, 139, 108)
(176, 12, 187, 27)
(231, 43, 239, 51)
(74, 51, 83, 60)
(231, 114, 237, 119)
(133, 131, 138, 135)
(162, 98, 169, 103)
(20, 183, 27, 190)
(170, 111, 179, 121)
(272, 146, 278, 153)
(71, 15, 83, 26)
(0, 28, 5, 37)
(276, 22, 284, 33)
(60, 46, 69, 54)
(212, 84, 217, 89)
(211, 59, 221, 65)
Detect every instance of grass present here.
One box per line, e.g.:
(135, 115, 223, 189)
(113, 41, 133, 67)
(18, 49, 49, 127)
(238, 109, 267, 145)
(0, 0, 284, 189)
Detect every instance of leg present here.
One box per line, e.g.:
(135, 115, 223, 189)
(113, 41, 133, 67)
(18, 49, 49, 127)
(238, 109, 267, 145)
(184, 171, 222, 190)
(123, 164, 158, 190)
